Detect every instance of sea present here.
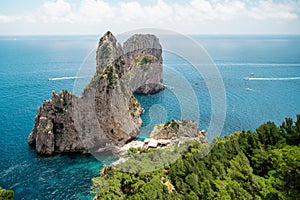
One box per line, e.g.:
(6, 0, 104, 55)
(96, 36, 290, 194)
(0, 34, 299, 199)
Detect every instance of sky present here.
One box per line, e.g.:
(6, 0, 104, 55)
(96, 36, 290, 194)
(0, 0, 300, 35)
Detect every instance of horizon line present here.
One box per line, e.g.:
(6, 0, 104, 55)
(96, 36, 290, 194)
(1, 33, 300, 37)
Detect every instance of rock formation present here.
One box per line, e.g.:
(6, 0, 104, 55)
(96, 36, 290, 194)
(123, 34, 164, 94)
(150, 119, 208, 143)
(116, 119, 208, 156)
(28, 90, 86, 155)
(28, 31, 164, 155)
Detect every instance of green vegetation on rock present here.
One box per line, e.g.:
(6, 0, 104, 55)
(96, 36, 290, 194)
(0, 186, 14, 200)
(102, 65, 117, 89)
(84, 64, 117, 92)
(129, 95, 140, 112)
(132, 55, 157, 67)
(92, 115, 300, 199)
(164, 120, 180, 130)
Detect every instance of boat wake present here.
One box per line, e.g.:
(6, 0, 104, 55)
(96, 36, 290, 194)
(48, 76, 91, 81)
(164, 63, 300, 67)
(219, 63, 300, 67)
(244, 77, 300, 81)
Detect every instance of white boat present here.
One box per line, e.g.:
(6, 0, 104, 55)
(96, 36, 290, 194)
(245, 87, 251, 91)
(250, 73, 255, 75)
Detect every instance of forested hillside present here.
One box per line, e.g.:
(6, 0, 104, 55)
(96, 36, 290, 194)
(92, 116, 300, 200)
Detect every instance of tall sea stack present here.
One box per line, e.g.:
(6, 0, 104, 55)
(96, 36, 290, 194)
(28, 31, 164, 155)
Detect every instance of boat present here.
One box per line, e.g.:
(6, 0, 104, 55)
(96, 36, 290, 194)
(243, 77, 249, 80)
(245, 87, 251, 91)
(250, 73, 255, 75)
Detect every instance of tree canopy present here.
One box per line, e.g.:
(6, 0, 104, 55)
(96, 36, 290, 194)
(92, 115, 300, 199)
(0, 186, 14, 200)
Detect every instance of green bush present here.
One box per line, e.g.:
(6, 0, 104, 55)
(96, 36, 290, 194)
(0, 187, 14, 200)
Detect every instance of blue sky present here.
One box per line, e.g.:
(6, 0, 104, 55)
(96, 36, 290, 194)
(0, 0, 300, 35)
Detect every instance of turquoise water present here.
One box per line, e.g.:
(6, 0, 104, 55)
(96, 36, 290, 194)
(0, 35, 299, 199)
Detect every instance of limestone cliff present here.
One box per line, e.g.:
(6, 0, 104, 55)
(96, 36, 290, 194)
(28, 31, 164, 155)
(123, 34, 164, 94)
(28, 90, 86, 155)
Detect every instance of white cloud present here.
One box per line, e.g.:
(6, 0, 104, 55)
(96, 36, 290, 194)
(0, 0, 299, 34)
(119, 1, 144, 22)
(117, 0, 173, 25)
(249, 1, 298, 20)
(0, 14, 35, 23)
(42, 0, 72, 17)
(143, 0, 173, 22)
(40, 0, 74, 23)
(174, 0, 297, 21)
(215, 1, 246, 20)
(189, 0, 215, 20)
(78, 0, 115, 23)
(0, 15, 18, 23)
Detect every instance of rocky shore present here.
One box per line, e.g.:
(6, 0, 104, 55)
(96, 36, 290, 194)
(115, 119, 208, 158)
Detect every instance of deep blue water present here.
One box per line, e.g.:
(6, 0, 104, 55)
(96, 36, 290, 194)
(0, 35, 299, 199)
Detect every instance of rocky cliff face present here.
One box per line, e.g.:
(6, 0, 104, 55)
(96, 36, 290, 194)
(28, 91, 86, 155)
(123, 34, 164, 94)
(28, 31, 164, 155)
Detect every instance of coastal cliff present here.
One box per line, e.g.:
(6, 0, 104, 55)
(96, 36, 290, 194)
(123, 34, 164, 94)
(28, 31, 164, 155)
